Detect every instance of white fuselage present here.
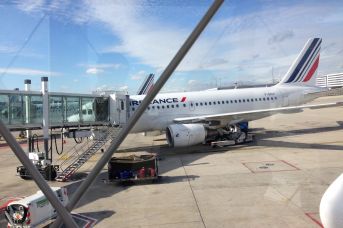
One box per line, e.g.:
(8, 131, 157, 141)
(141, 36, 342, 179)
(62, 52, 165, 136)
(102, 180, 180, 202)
(129, 85, 322, 132)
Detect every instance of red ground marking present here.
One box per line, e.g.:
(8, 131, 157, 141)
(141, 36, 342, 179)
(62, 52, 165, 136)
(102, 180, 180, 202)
(242, 160, 300, 173)
(305, 212, 323, 228)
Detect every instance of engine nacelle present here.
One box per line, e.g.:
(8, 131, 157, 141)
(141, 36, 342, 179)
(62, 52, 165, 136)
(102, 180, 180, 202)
(166, 124, 207, 147)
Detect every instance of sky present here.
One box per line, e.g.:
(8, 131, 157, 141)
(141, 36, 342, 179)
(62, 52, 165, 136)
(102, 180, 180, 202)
(0, 0, 342, 94)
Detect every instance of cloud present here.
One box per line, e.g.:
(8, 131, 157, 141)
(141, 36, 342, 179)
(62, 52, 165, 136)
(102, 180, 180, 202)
(14, 1, 343, 92)
(119, 85, 128, 91)
(86, 67, 104, 75)
(0, 67, 60, 77)
(268, 30, 294, 44)
(130, 70, 146, 81)
(82, 63, 121, 75)
(0, 44, 18, 54)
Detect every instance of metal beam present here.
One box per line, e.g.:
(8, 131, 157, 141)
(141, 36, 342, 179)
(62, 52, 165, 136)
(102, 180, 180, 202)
(0, 120, 78, 228)
(52, 0, 224, 227)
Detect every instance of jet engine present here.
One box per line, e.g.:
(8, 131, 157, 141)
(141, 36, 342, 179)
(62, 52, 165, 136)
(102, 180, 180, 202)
(166, 124, 207, 147)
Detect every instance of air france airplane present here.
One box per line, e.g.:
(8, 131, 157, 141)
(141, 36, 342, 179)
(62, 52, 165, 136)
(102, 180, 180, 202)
(129, 38, 341, 147)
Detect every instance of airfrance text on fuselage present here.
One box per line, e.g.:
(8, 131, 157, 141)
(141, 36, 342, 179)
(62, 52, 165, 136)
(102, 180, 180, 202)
(130, 98, 184, 106)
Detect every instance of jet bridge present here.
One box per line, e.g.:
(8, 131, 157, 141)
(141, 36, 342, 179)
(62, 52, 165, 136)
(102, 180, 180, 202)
(0, 89, 130, 130)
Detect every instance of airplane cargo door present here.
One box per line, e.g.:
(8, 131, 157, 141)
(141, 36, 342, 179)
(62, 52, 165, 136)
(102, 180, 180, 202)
(282, 94, 289, 107)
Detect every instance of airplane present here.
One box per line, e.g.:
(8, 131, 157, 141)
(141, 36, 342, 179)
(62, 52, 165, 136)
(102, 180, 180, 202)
(128, 37, 342, 147)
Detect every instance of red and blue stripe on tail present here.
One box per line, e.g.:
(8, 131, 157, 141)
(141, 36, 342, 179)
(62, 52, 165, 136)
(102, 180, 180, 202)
(278, 38, 321, 86)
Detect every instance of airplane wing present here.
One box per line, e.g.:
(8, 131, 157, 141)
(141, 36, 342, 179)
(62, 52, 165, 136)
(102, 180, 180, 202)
(173, 101, 343, 124)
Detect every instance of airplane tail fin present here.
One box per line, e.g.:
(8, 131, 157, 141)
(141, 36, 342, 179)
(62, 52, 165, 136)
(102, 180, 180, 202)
(277, 38, 321, 86)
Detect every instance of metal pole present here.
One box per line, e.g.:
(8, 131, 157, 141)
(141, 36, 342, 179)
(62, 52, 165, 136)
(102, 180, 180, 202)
(0, 120, 78, 228)
(41, 77, 50, 164)
(52, 0, 224, 227)
(25, 79, 32, 153)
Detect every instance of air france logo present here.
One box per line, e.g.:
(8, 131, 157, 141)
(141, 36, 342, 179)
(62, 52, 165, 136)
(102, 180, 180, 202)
(130, 97, 187, 106)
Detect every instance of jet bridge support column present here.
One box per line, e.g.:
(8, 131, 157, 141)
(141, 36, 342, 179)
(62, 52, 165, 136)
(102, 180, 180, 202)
(25, 79, 32, 153)
(41, 77, 50, 165)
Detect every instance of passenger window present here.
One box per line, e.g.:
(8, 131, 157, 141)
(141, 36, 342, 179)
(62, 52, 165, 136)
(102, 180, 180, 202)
(162, 106, 164, 109)
(196, 103, 198, 106)
(176, 104, 179, 108)
(235, 100, 237, 103)
(167, 105, 169, 108)
(259, 98, 262, 101)
(171, 105, 174, 108)
(152, 106, 155, 109)
(243, 99, 245, 102)
(239, 100, 241, 103)
(222, 101, 224, 104)
(88, 110, 92, 115)
(226, 100, 229, 104)
(132, 108, 135, 111)
(263, 98, 266, 101)
(204, 102, 207, 105)
(157, 106, 160, 109)
(183, 104, 186, 107)
(209, 102, 212, 105)
(213, 101, 216, 105)
(275, 97, 278, 100)
(82, 110, 87, 115)
(200, 102, 203, 106)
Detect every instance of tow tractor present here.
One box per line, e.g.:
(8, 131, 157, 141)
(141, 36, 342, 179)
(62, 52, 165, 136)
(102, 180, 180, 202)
(5, 187, 68, 227)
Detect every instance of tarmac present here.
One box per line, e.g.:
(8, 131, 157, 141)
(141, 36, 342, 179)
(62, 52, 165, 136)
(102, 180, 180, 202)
(0, 95, 342, 227)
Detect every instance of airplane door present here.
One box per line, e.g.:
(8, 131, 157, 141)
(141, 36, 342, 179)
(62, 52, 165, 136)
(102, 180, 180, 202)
(110, 93, 130, 126)
(189, 101, 195, 111)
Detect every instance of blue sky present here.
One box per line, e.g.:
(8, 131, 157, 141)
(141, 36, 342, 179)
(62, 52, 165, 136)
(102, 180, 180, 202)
(0, 0, 343, 94)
